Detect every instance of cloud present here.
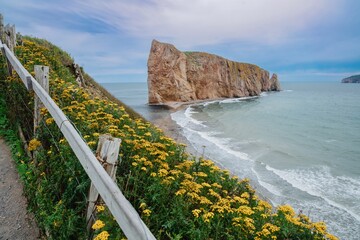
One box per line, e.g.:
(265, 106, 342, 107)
(73, 0, 341, 47)
(2, 0, 358, 83)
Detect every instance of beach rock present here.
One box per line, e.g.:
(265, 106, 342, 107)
(341, 75, 360, 83)
(147, 40, 281, 104)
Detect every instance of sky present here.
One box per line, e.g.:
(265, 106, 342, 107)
(1, 0, 360, 83)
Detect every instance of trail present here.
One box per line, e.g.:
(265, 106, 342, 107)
(0, 138, 39, 240)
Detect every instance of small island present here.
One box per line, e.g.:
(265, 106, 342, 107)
(341, 74, 360, 83)
(147, 40, 280, 106)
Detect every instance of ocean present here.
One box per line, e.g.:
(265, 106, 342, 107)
(101, 81, 360, 239)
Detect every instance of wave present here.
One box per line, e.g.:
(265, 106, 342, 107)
(174, 106, 206, 127)
(266, 165, 360, 222)
(171, 107, 252, 162)
(220, 96, 259, 104)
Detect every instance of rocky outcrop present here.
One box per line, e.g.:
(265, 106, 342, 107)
(342, 75, 360, 83)
(147, 40, 280, 104)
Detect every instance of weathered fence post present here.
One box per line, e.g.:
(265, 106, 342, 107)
(33, 65, 49, 166)
(0, 17, 15, 75)
(4, 24, 16, 53)
(86, 134, 121, 231)
(34, 65, 49, 134)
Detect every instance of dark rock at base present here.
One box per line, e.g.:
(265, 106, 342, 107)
(342, 75, 360, 83)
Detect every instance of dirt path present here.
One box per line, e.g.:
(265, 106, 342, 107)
(0, 138, 40, 240)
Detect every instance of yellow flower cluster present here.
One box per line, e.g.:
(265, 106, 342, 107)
(93, 231, 110, 240)
(96, 205, 105, 213)
(28, 138, 42, 151)
(92, 220, 105, 230)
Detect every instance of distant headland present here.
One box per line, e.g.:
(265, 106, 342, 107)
(147, 40, 280, 106)
(341, 74, 360, 83)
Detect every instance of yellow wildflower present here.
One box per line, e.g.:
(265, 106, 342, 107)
(143, 209, 151, 217)
(237, 206, 254, 216)
(45, 117, 54, 125)
(92, 220, 105, 230)
(192, 209, 201, 218)
(201, 182, 211, 188)
(87, 141, 97, 147)
(202, 212, 214, 223)
(158, 169, 168, 177)
(262, 223, 280, 233)
(96, 205, 105, 213)
(277, 205, 296, 217)
(212, 182, 222, 188)
(28, 139, 42, 151)
(194, 172, 208, 178)
(312, 222, 327, 234)
(199, 196, 213, 205)
(132, 162, 138, 167)
(94, 230, 110, 240)
(240, 192, 250, 199)
(200, 159, 214, 167)
(175, 189, 186, 196)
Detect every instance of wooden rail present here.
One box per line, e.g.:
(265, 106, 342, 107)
(0, 39, 156, 240)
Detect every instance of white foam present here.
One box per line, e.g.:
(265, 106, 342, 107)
(220, 96, 258, 104)
(177, 107, 206, 127)
(196, 130, 251, 161)
(203, 100, 219, 107)
(252, 167, 283, 197)
(171, 109, 251, 161)
(266, 165, 360, 222)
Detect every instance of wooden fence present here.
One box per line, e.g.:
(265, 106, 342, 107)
(0, 20, 156, 240)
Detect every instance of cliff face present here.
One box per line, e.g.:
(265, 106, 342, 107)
(342, 75, 360, 83)
(147, 40, 280, 104)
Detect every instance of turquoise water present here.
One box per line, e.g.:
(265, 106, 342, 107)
(102, 81, 360, 239)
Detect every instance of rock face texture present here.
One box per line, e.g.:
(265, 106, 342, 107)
(147, 40, 280, 104)
(342, 75, 360, 83)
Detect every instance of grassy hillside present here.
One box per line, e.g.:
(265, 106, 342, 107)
(0, 37, 338, 240)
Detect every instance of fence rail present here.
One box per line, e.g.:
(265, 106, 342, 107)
(0, 38, 156, 240)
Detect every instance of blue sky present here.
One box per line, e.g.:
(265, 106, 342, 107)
(1, 0, 360, 83)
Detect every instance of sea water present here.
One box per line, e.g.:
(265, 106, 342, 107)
(102, 81, 360, 239)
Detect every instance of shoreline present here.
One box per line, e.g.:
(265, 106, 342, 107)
(149, 106, 200, 158)
(148, 103, 273, 204)
(149, 97, 229, 110)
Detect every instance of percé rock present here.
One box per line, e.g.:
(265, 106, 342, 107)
(342, 75, 360, 83)
(147, 40, 281, 104)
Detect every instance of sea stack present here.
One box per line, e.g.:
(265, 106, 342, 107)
(147, 39, 281, 105)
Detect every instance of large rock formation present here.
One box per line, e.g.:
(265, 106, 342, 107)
(148, 40, 280, 104)
(342, 75, 360, 83)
